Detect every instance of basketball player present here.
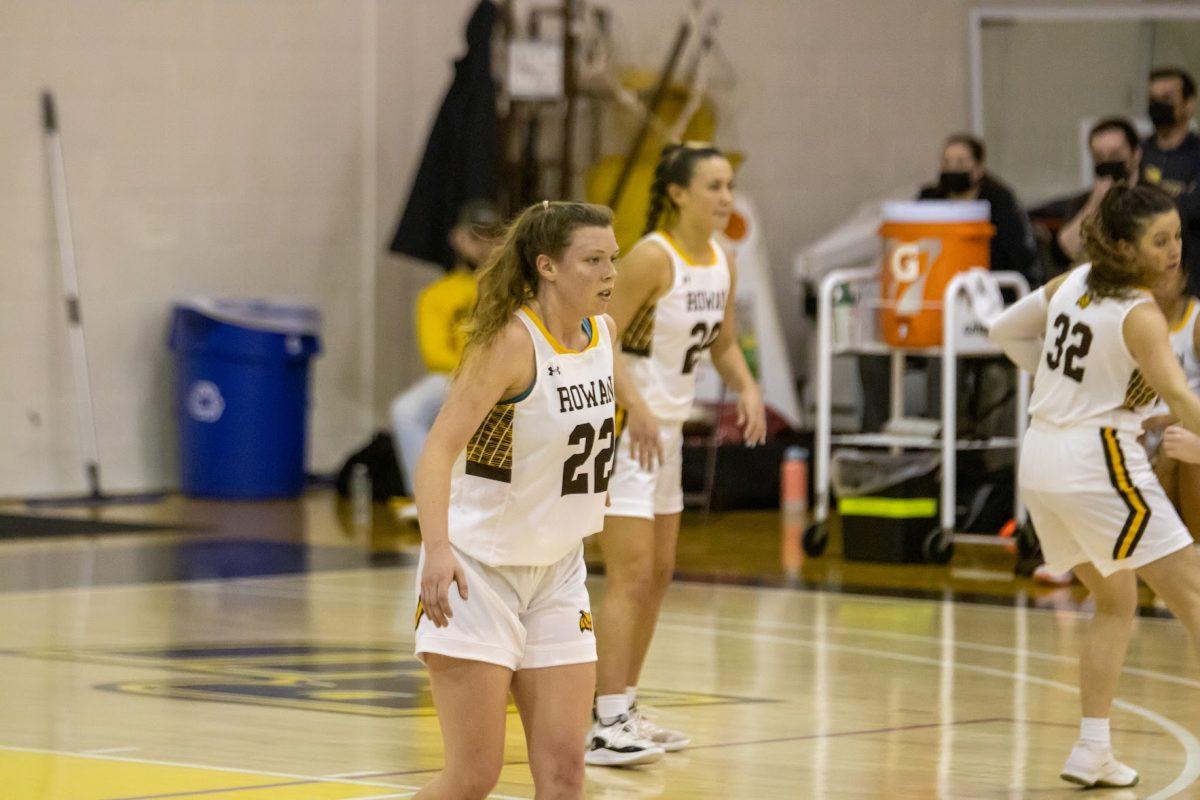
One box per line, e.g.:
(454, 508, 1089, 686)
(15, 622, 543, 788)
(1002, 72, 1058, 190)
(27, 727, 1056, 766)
(1142, 262, 1200, 537)
(586, 143, 767, 766)
(989, 184, 1200, 788)
(412, 201, 625, 799)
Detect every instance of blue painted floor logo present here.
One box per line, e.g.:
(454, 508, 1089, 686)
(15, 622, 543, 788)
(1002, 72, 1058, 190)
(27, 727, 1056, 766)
(9, 643, 764, 717)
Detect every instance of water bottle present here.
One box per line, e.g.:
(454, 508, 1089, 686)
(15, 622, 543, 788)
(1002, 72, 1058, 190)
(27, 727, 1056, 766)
(832, 283, 855, 346)
(351, 462, 372, 529)
(780, 446, 808, 516)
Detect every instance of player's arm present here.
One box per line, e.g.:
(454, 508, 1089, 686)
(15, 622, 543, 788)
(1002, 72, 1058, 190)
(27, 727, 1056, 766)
(603, 314, 662, 470)
(607, 242, 672, 469)
(1126, 302, 1200, 440)
(413, 320, 534, 626)
(709, 252, 766, 446)
(987, 268, 1073, 373)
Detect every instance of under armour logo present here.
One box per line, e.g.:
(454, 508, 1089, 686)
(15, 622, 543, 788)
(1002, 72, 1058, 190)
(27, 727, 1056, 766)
(547, 365, 561, 376)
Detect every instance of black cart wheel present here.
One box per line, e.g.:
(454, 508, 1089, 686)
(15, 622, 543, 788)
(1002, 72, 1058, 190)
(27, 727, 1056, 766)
(802, 522, 828, 557)
(923, 528, 954, 564)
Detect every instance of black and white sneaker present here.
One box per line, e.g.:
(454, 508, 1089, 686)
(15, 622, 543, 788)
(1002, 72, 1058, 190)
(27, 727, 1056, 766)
(629, 702, 691, 751)
(584, 713, 665, 767)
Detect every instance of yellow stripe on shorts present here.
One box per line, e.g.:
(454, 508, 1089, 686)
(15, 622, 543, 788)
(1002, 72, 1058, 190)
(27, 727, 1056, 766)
(1099, 427, 1150, 560)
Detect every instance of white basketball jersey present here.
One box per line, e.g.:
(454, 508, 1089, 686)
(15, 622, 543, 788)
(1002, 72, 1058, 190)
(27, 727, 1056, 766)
(447, 307, 615, 567)
(1029, 264, 1156, 433)
(1173, 298, 1200, 393)
(621, 232, 731, 422)
(1150, 297, 1200, 414)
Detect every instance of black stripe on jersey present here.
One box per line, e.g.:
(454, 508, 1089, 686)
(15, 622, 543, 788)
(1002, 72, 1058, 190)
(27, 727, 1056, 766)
(1121, 370, 1158, 411)
(1100, 427, 1150, 560)
(465, 461, 512, 482)
(621, 301, 656, 357)
(465, 405, 514, 483)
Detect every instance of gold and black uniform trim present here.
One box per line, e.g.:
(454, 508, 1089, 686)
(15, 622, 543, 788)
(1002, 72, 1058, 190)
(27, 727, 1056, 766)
(1100, 427, 1150, 560)
(621, 302, 656, 356)
(465, 404, 515, 482)
(414, 598, 425, 629)
(1121, 370, 1158, 411)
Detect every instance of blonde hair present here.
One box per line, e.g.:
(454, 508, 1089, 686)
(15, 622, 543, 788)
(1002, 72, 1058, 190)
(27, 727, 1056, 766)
(465, 200, 613, 354)
(1083, 184, 1176, 299)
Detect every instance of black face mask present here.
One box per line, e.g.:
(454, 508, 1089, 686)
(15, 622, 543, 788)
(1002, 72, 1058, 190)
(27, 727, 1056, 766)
(938, 171, 974, 194)
(1094, 160, 1128, 181)
(1149, 99, 1176, 128)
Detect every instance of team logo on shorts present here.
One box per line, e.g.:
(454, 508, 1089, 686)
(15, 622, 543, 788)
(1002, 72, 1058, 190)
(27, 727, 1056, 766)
(414, 599, 425, 630)
(578, 610, 593, 632)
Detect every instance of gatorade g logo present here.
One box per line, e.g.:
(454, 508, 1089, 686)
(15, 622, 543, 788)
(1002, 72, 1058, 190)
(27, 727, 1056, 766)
(187, 381, 225, 423)
(888, 238, 942, 317)
(890, 243, 922, 283)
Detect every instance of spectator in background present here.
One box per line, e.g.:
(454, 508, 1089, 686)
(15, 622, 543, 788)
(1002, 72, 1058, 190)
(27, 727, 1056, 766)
(1035, 118, 1142, 276)
(390, 201, 501, 513)
(918, 133, 1040, 288)
(1143, 67, 1200, 285)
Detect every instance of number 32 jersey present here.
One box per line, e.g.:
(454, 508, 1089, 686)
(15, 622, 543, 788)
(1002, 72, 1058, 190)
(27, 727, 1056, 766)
(448, 307, 615, 567)
(621, 231, 731, 423)
(1030, 263, 1157, 433)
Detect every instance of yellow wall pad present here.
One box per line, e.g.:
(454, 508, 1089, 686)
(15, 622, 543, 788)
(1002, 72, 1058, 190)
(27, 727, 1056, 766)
(0, 747, 414, 800)
(837, 497, 937, 519)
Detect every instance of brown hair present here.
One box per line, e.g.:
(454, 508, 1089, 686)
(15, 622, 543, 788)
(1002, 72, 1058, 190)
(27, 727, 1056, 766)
(642, 142, 727, 237)
(1083, 184, 1177, 299)
(465, 200, 613, 353)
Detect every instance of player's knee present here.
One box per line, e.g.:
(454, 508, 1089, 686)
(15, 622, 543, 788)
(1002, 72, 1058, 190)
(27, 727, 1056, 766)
(445, 760, 503, 800)
(532, 747, 585, 798)
(608, 556, 656, 595)
(651, 561, 675, 592)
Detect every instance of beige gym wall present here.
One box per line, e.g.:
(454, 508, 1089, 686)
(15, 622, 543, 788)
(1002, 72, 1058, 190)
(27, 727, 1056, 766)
(0, 0, 1140, 496)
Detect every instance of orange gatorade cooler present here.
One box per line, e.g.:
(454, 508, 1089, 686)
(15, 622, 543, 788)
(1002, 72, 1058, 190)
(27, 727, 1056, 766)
(878, 201, 994, 347)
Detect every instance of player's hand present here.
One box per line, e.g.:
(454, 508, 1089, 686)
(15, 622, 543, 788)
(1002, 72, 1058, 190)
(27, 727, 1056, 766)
(737, 384, 767, 447)
(625, 403, 663, 472)
(1142, 414, 1177, 435)
(1162, 425, 1200, 464)
(419, 542, 468, 628)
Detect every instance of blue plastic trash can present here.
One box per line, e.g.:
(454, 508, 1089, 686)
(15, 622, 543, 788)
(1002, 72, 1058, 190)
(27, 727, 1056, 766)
(168, 298, 321, 499)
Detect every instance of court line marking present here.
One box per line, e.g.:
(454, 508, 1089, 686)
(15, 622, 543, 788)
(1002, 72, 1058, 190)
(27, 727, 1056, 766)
(83, 746, 141, 754)
(0, 744, 531, 800)
(658, 621, 1200, 800)
(0, 744, 417, 791)
(662, 609, 1200, 693)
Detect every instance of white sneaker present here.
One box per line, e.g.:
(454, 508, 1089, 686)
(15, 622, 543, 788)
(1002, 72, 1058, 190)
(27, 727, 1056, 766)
(584, 714, 665, 767)
(1060, 741, 1139, 788)
(629, 703, 691, 752)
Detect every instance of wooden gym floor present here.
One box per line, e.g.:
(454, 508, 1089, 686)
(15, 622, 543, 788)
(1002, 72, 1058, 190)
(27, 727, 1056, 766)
(0, 490, 1197, 799)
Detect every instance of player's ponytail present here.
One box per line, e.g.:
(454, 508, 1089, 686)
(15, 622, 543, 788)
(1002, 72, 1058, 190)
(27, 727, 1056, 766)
(465, 201, 613, 354)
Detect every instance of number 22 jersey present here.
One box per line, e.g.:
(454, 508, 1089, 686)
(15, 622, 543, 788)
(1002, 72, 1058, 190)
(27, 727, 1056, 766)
(621, 232, 731, 423)
(447, 307, 615, 567)
(1029, 263, 1156, 433)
